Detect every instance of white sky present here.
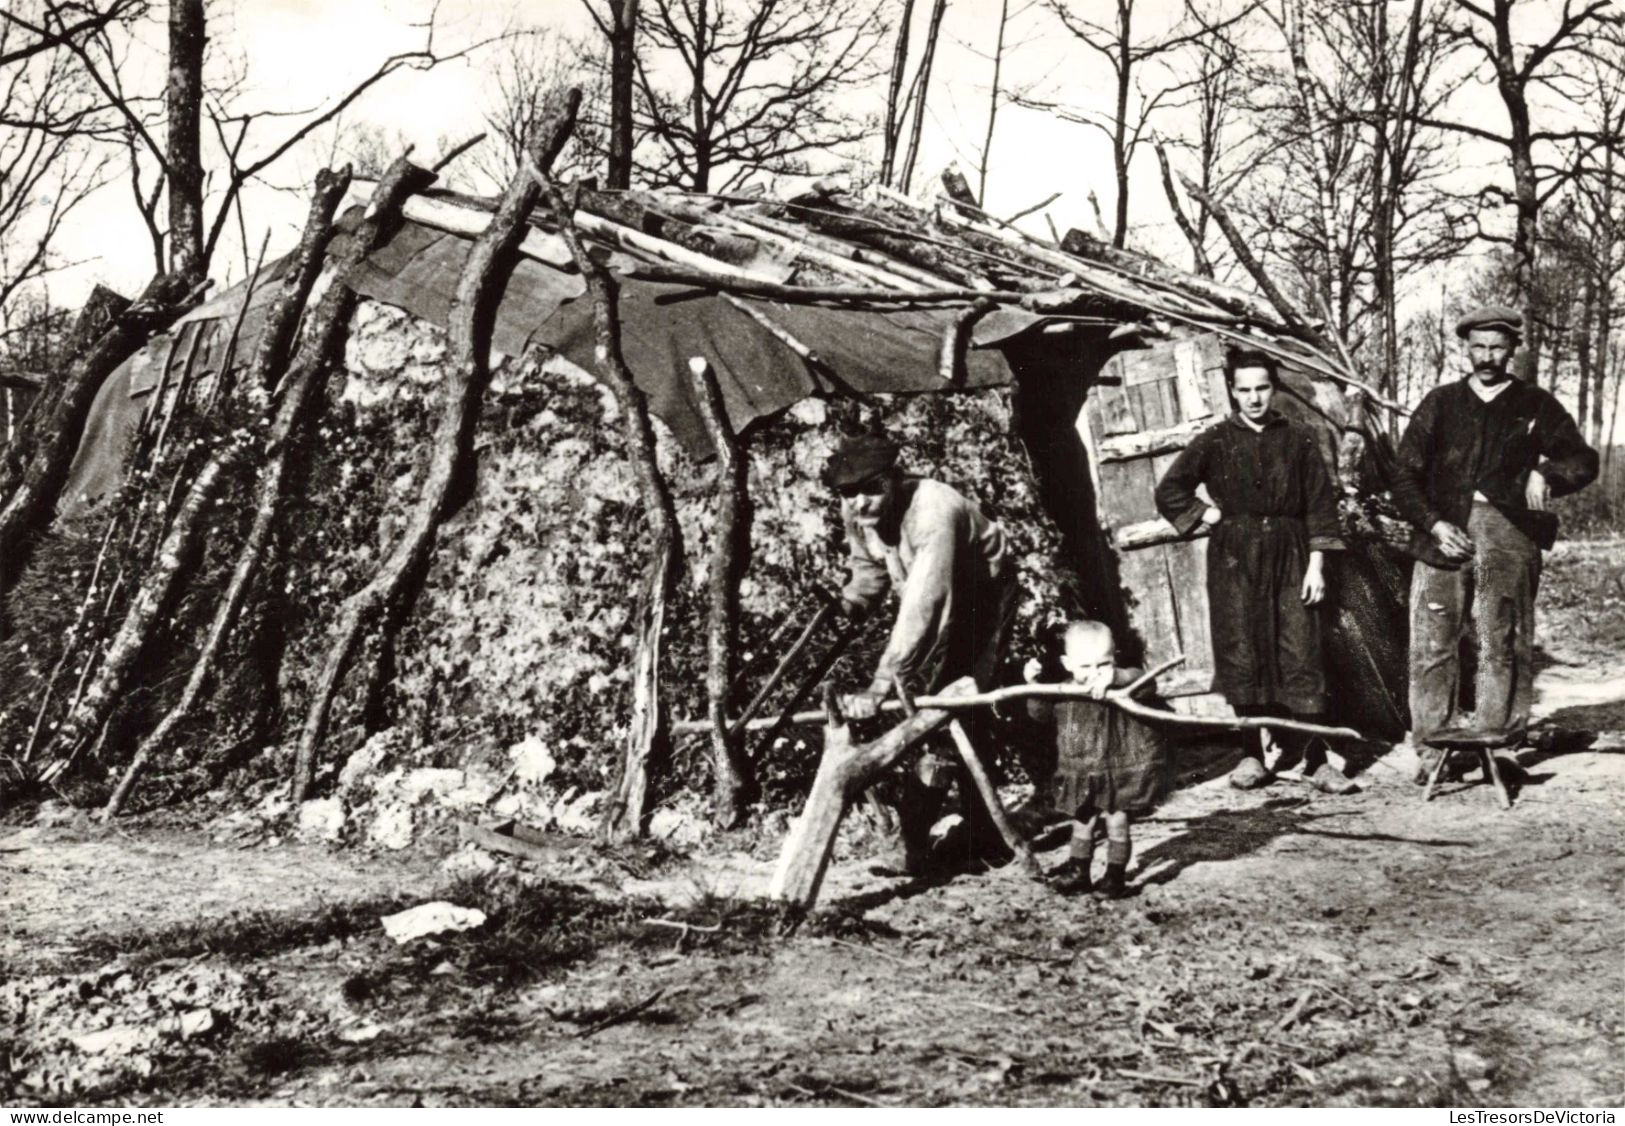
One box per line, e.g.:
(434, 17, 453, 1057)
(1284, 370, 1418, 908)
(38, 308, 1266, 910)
(36, 0, 1579, 325)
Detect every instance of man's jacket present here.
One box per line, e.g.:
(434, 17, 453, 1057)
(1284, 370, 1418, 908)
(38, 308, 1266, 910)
(841, 477, 1012, 694)
(1392, 377, 1598, 564)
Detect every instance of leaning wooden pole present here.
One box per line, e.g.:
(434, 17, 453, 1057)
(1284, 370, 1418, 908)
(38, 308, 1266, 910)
(0, 273, 201, 593)
(290, 93, 582, 805)
(528, 107, 684, 843)
(687, 356, 755, 828)
(100, 168, 354, 820)
(770, 678, 975, 910)
(42, 449, 237, 778)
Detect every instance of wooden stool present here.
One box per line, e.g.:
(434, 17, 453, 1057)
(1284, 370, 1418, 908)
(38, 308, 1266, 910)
(1421, 726, 1520, 810)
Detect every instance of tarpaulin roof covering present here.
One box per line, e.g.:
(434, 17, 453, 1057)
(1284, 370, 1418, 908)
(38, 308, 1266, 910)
(63, 177, 1353, 508)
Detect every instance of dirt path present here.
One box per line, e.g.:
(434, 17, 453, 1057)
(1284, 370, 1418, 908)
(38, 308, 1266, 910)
(5, 549, 1624, 1108)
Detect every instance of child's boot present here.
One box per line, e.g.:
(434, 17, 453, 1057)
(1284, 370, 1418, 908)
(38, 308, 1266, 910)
(1096, 819, 1131, 899)
(1049, 817, 1096, 895)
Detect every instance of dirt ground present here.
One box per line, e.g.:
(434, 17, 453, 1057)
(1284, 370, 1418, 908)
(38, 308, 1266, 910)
(4, 540, 1624, 1108)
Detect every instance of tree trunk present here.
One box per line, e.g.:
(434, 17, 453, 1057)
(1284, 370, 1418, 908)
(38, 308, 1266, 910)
(1154, 143, 1212, 277)
(880, 0, 916, 186)
(687, 356, 754, 828)
(535, 112, 684, 843)
(897, 0, 947, 194)
(976, 0, 1009, 205)
(290, 95, 582, 804)
(1481, 0, 1542, 382)
(252, 170, 354, 393)
(769, 680, 971, 910)
(607, 0, 639, 190)
(1578, 277, 1596, 443)
(101, 168, 353, 820)
(166, 0, 206, 281)
(1594, 151, 1616, 442)
(1110, 27, 1131, 249)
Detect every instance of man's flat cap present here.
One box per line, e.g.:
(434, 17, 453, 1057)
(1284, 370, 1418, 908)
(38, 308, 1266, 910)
(1455, 304, 1523, 340)
(822, 433, 900, 489)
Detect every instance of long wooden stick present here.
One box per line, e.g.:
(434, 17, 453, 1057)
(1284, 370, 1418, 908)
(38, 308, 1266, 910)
(943, 716, 1041, 877)
(721, 295, 827, 365)
(292, 99, 582, 805)
(688, 355, 754, 827)
(620, 263, 1026, 306)
(101, 168, 355, 820)
(202, 228, 272, 413)
(527, 109, 684, 842)
(674, 657, 1366, 742)
(730, 601, 836, 738)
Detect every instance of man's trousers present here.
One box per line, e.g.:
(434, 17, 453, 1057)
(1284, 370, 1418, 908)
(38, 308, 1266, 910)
(1408, 502, 1541, 740)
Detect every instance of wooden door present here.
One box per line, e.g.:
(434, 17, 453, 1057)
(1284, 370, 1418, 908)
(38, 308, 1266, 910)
(1076, 335, 1231, 715)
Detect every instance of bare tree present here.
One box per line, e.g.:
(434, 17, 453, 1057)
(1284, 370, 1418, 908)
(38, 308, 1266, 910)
(457, 34, 607, 194)
(1423, 0, 1623, 381)
(1019, 0, 1259, 249)
(632, 0, 888, 193)
(1238, 0, 1462, 399)
(879, 0, 916, 186)
(0, 17, 113, 323)
(582, 0, 640, 189)
(0, 0, 507, 592)
(893, 0, 945, 194)
(1154, 20, 1249, 276)
(1563, 47, 1625, 442)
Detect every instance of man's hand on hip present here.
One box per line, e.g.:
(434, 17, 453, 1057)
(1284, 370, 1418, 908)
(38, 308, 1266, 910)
(1525, 468, 1550, 512)
(1431, 520, 1474, 561)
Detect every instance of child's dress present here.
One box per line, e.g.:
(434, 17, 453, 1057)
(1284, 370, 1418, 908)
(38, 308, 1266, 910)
(1030, 681, 1172, 818)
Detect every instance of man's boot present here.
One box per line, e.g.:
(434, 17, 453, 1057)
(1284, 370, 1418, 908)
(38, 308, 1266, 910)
(870, 769, 946, 877)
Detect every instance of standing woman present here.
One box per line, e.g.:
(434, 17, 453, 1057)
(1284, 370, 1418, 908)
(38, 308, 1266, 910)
(1154, 348, 1357, 794)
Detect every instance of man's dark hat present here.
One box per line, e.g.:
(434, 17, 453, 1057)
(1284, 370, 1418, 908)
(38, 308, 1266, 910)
(1455, 304, 1523, 340)
(823, 433, 900, 489)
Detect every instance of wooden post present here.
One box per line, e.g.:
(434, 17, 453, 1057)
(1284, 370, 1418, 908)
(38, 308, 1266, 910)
(101, 168, 354, 819)
(47, 447, 238, 768)
(528, 129, 684, 843)
(687, 355, 755, 828)
(942, 718, 1041, 877)
(769, 677, 976, 910)
(292, 94, 582, 804)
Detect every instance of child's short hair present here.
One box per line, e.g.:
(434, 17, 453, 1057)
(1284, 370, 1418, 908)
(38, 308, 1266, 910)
(1062, 619, 1114, 653)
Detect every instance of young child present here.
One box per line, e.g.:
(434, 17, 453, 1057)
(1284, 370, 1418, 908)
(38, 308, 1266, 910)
(1026, 620, 1172, 898)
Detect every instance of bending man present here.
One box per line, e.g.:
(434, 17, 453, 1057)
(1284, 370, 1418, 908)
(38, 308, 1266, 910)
(824, 432, 1018, 874)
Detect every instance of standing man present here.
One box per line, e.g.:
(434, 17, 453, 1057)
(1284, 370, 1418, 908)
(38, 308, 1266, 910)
(1393, 305, 1598, 770)
(1154, 348, 1356, 794)
(823, 431, 1018, 874)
